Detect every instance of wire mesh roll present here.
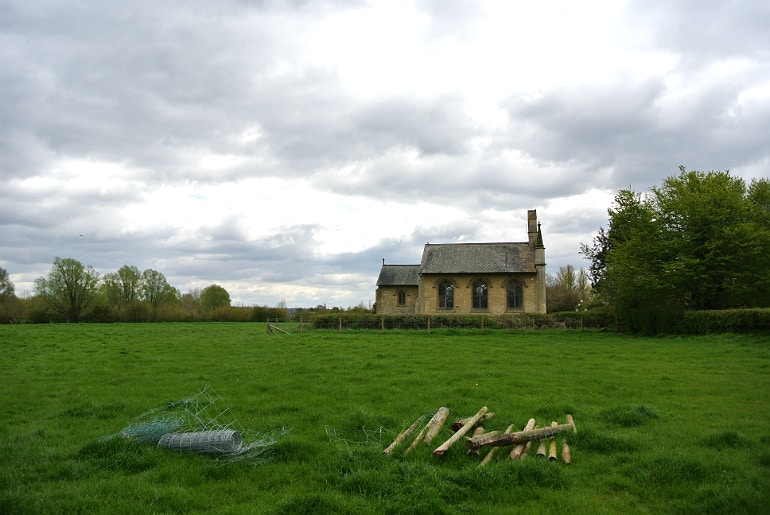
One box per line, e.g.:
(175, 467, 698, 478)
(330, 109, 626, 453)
(158, 430, 243, 454)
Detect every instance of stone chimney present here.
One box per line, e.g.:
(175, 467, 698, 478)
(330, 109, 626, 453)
(527, 209, 538, 247)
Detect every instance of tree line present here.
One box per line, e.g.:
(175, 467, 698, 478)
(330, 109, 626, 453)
(0, 261, 285, 323)
(580, 166, 770, 331)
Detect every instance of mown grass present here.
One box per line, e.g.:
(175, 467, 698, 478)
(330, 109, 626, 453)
(1, 324, 769, 514)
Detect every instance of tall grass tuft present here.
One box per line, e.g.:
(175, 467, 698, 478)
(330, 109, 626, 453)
(570, 428, 638, 454)
(699, 431, 752, 449)
(77, 438, 157, 473)
(633, 453, 706, 485)
(598, 404, 659, 427)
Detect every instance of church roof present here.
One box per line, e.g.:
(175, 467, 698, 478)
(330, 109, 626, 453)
(376, 264, 421, 286)
(419, 242, 536, 274)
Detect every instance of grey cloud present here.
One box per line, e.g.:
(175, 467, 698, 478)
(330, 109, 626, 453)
(628, 0, 770, 63)
(503, 75, 770, 189)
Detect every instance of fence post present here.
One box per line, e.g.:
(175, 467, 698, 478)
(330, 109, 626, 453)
(381, 316, 384, 333)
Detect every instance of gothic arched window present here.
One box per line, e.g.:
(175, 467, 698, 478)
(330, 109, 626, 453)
(438, 281, 454, 309)
(507, 281, 523, 309)
(472, 280, 488, 309)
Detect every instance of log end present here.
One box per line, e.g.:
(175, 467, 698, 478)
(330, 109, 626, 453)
(566, 414, 577, 433)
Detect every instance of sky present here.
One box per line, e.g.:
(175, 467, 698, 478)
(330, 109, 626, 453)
(2, 0, 769, 308)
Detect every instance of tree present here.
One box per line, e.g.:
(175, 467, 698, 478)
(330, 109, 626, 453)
(200, 284, 231, 311)
(546, 265, 592, 312)
(0, 266, 14, 298)
(582, 168, 770, 313)
(34, 257, 100, 322)
(139, 269, 177, 313)
(0, 266, 22, 323)
(103, 265, 142, 312)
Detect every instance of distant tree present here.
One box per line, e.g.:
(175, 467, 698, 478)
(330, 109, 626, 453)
(546, 265, 592, 312)
(180, 288, 202, 318)
(200, 284, 231, 311)
(0, 266, 14, 298)
(582, 167, 770, 312)
(34, 257, 100, 322)
(139, 269, 176, 313)
(103, 265, 142, 312)
(0, 266, 22, 323)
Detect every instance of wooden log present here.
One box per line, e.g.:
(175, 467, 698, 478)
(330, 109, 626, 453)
(520, 440, 533, 459)
(464, 421, 576, 450)
(509, 418, 536, 459)
(404, 424, 429, 455)
(480, 424, 514, 466)
(467, 426, 486, 456)
(566, 414, 576, 432)
(451, 412, 495, 431)
(423, 407, 450, 444)
(536, 435, 547, 458)
(434, 406, 488, 456)
(562, 440, 571, 464)
(548, 421, 558, 460)
(383, 416, 424, 454)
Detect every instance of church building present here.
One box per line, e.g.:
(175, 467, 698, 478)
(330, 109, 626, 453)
(375, 209, 546, 315)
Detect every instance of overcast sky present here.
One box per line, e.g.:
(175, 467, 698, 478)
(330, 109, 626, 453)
(2, 0, 769, 308)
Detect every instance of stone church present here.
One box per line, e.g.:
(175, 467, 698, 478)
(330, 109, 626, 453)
(375, 210, 546, 315)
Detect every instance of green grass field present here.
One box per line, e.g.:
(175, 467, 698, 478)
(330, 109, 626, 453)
(1, 324, 769, 514)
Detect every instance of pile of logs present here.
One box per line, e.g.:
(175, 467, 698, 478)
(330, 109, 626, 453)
(383, 406, 576, 465)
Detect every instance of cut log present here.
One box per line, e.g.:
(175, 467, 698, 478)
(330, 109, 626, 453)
(480, 424, 514, 466)
(451, 412, 495, 431)
(464, 421, 576, 450)
(562, 440, 571, 464)
(536, 435, 547, 458)
(383, 416, 424, 454)
(467, 426, 486, 456)
(566, 414, 576, 432)
(520, 440, 533, 459)
(404, 424, 429, 455)
(548, 421, 558, 460)
(509, 418, 536, 459)
(423, 407, 450, 444)
(434, 406, 488, 456)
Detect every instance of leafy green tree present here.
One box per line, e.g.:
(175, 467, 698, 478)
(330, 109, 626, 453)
(139, 269, 177, 313)
(582, 168, 770, 313)
(34, 257, 100, 322)
(200, 284, 231, 311)
(103, 265, 142, 312)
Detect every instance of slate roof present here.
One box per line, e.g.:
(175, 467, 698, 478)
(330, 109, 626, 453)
(419, 242, 536, 274)
(376, 265, 421, 286)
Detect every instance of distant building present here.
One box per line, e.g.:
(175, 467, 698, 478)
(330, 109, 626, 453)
(375, 209, 546, 315)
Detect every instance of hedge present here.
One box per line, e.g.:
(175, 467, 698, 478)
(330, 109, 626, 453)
(310, 311, 617, 331)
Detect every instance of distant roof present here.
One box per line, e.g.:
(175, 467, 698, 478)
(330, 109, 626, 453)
(420, 242, 536, 274)
(376, 265, 421, 286)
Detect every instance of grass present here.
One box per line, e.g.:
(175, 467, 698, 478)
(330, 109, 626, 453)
(0, 323, 769, 514)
